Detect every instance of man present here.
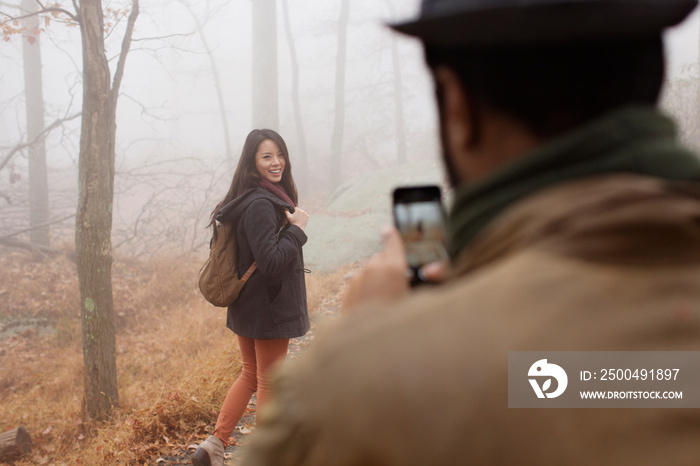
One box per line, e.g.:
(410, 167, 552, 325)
(241, 0, 700, 464)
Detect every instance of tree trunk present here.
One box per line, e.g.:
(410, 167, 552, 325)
(76, 0, 118, 421)
(0, 426, 32, 462)
(252, 0, 278, 130)
(329, 0, 349, 194)
(75, 0, 139, 421)
(281, 0, 308, 190)
(21, 0, 50, 247)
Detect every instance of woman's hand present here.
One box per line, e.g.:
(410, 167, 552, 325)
(285, 207, 309, 230)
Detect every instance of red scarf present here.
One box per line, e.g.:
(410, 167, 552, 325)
(260, 178, 296, 207)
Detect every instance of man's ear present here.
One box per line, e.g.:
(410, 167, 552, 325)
(434, 66, 473, 156)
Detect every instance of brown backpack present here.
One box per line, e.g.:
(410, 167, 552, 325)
(198, 221, 257, 307)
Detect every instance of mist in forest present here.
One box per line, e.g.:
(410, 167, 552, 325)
(0, 1, 700, 460)
(0, 0, 698, 260)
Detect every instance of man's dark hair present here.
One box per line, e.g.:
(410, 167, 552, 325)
(425, 36, 665, 141)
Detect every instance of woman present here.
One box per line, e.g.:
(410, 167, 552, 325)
(193, 129, 310, 466)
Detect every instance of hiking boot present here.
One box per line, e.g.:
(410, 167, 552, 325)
(191, 435, 224, 466)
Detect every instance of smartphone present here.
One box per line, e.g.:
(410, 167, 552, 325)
(392, 185, 448, 286)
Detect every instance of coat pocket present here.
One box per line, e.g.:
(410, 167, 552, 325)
(268, 276, 302, 324)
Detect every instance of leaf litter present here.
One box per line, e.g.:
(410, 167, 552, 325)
(0, 247, 353, 465)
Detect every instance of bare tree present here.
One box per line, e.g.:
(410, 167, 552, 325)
(20, 0, 49, 246)
(281, 0, 308, 188)
(1, 0, 139, 421)
(329, 0, 349, 193)
(252, 0, 278, 129)
(179, 0, 233, 164)
(75, 0, 139, 421)
(112, 156, 229, 257)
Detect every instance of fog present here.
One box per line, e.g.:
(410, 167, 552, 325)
(1, 0, 434, 166)
(0, 1, 699, 259)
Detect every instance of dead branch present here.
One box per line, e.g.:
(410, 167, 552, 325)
(1, 1, 78, 24)
(0, 112, 81, 173)
(36, 2, 77, 22)
(111, 0, 139, 101)
(0, 213, 75, 240)
(0, 237, 60, 258)
(130, 31, 195, 42)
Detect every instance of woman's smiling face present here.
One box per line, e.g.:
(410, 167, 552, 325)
(255, 139, 285, 183)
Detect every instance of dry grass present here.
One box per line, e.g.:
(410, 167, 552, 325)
(0, 249, 350, 465)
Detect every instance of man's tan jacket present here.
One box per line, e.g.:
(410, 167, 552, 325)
(241, 173, 700, 466)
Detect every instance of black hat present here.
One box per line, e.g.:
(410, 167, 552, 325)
(389, 0, 698, 46)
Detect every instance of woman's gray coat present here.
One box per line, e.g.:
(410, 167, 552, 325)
(216, 188, 309, 339)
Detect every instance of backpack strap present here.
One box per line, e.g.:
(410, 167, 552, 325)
(240, 262, 257, 283)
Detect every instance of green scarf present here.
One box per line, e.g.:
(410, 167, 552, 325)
(448, 106, 700, 260)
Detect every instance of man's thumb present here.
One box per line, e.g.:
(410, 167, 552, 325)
(381, 225, 404, 258)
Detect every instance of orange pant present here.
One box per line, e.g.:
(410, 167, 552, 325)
(213, 336, 289, 444)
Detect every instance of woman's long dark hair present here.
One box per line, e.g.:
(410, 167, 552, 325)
(209, 129, 299, 228)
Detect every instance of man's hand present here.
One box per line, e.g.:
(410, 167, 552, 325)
(343, 225, 452, 313)
(342, 226, 410, 312)
(416, 260, 449, 283)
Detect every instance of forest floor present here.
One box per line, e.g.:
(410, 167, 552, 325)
(0, 249, 356, 465)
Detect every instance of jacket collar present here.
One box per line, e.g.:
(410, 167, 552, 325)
(452, 173, 700, 277)
(216, 188, 293, 224)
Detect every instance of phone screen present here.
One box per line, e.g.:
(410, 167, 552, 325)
(392, 186, 448, 271)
